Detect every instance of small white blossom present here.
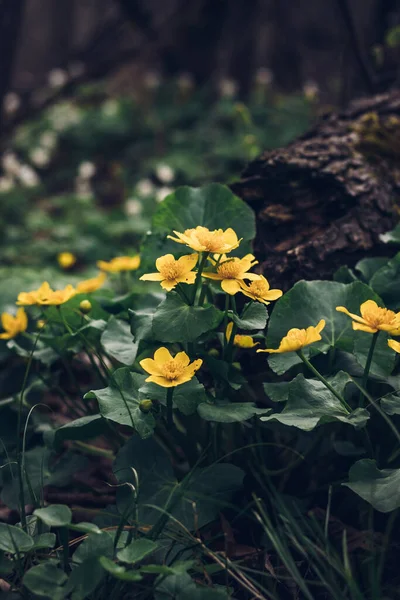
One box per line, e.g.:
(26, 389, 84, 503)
(218, 78, 238, 98)
(3, 92, 20, 115)
(40, 131, 57, 150)
(303, 80, 319, 101)
(18, 165, 40, 187)
(144, 71, 162, 89)
(125, 198, 142, 216)
(155, 186, 173, 203)
(30, 148, 50, 167)
(79, 161, 96, 179)
(155, 163, 174, 183)
(48, 68, 68, 88)
(2, 152, 20, 175)
(136, 179, 154, 197)
(0, 177, 14, 192)
(255, 67, 274, 86)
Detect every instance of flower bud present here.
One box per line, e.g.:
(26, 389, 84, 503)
(139, 399, 153, 413)
(79, 300, 92, 314)
(37, 319, 46, 329)
(208, 348, 219, 358)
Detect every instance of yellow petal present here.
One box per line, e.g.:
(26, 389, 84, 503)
(305, 319, 325, 345)
(160, 280, 178, 291)
(265, 288, 283, 300)
(1, 313, 14, 331)
(177, 253, 198, 271)
(145, 374, 176, 387)
(226, 321, 234, 341)
(221, 280, 241, 295)
(388, 339, 400, 353)
(352, 322, 377, 333)
(202, 273, 223, 281)
(140, 273, 163, 282)
(359, 300, 380, 320)
(139, 358, 163, 376)
(0, 332, 12, 340)
(336, 305, 369, 326)
(173, 351, 190, 367)
(16, 308, 28, 331)
(177, 273, 196, 285)
(153, 346, 174, 365)
(155, 254, 175, 271)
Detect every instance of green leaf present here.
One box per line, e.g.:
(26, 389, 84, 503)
(380, 223, 400, 244)
(369, 252, 400, 308)
(129, 307, 157, 342)
(0, 524, 34, 553)
(98, 556, 143, 581)
(230, 302, 268, 330)
(386, 25, 400, 48)
(117, 538, 158, 564)
(354, 331, 395, 377)
(203, 355, 246, 390)
(333, 266, 358, 284)
(344, 459, 400, 512)
(198, 401, 269, 423)
(152, 293, 223, 343)
(261, 373, 369, 431)
(69, 522, 102, 534)
(355, 257, 389, 283)
(380, 392, 400, 415)
(32, 533, 56, 549)
(139, 377, 206, 415)
(23, 563, 67, 599)
(53, 415, 107, 447)
(263, 382, 290, 403)
(266, 280, 381, 375)
(73, 531, 114, 565)
(101, 317, 138, 365)
(85, 368, 155, 438)
(66, 557, 105, 600)
(34, 504, 72, 527)
(140, 184, 256, 271)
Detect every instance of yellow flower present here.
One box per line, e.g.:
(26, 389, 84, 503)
(76, 272, 107, 293)
(226, 322, 258, 348)
(336, 300, 400, 334)
(0, 308, 28, 339)
(57, 252, 76, 269)
(140, 253, 198, 291)
(258, 319, 326, 354)
(239, 276, 283, 305)
(388, 339, 400, 353)
(168, 226, 241, 254)
(203, 254, 260, 295)
(97, 256, 141, 273)
(16, 282, 76, 306)
(139, 347, 202, 388)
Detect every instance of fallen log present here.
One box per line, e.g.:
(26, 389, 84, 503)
(232, 91, 400, 289)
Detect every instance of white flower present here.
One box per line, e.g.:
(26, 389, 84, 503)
(255, 67, 273, 86)
(18, 165, 40, 187)
(125, 198, 142, 216)
(79, 161, 96, 179)
(155, 187, 173, 203)
(2, 152, 20, 175)
(40, 131, 57, 150)
(155, 164, 174, 183)
(102, 99, 119, 117)
(3, 92, 20, 115)
(303, 80, 319, 101)
(48, 68, 68, 88)
(218, 78, 238, 98)
(144, 71, 162, 89)
(0, 177, 14, 192)
(30, 148, 50, 167)
(136, 179, 154, 197)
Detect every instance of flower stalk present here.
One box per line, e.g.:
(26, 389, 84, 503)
(359, 332, 379, 406)
(166, 387, 174, 429)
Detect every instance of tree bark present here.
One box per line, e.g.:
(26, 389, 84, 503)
(231, 90, 400, 290)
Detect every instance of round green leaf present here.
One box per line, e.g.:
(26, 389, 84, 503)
(117, 538, 158, 564)
(230, 302, 268, 330)
(98, 556, 143, 581)
(53, 415, 107, 447)
(101, 317, 138, 365)
(34, 504, 72, 527)
(23, 563, 67, 598)
(354, 331, 395, 378)
(344, 459, 400, 512)
(0, 524, 34, 553)
(198, 401, 269, 423)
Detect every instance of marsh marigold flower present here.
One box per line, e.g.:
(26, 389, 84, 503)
(0, 308, 28, 339)
(203, 254, 260, 295)
(57, 252, 76, 269)
(97, 256, 141, 273)
(258, 320, 326, 354)
(388, 339, 400, 353)
(140, 253, 197, 291)
(336, 300, 400, 335)
(168, 226, 241, 254)
(226, 322, 258, 348)
(239, 275, 283, 305)
(76, 272, 107, 293)
(140, 347, 202, 388)
(17, 282, 76, 306)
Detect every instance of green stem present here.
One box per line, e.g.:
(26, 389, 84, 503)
(166, 387, 175, 429)
(59, 527, 70, 572)
(198, 283, 208, 306)
(176, 284, 191, 305)
(359, 332, 379, 406)
(224, 295, 238, 362)
(297, 350, 352, 413)
(222, 294, 230, 347)
(191, 252, 209, 305)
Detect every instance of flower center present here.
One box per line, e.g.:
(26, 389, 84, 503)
(159, 258, 184, 280)
(364, 306, 396, 327)
(195, 230, 225, 252)
(217, 260, 241, 279)
(161, 359, 185, 380)
(248, 280, 268, 297)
